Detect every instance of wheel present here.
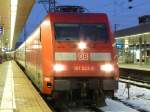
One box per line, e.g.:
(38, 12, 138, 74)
(93, 90, 106, 107)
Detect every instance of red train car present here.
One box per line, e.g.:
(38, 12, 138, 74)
(15, 6, 119, 106)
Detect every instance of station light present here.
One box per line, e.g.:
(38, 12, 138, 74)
(10, 0, 18, 49)
(31, 44, 42, 49)
(0, 25, 3, 36)
(125, 39, 129, 49)
(43, 20, 50, 26)
(1, 47, 6, 52)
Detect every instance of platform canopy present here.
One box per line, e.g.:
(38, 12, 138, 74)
(0, 0, 35, 50)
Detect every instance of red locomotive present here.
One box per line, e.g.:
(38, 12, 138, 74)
(15, 6, 119, 106)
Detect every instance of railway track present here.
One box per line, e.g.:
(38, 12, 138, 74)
(45, 78, 148, 112)
(88, 106, 104, 112)
(60, 106, 104, 112)
(119, 68, 150, 83)
(43, 97, 104, 112)
(119, 78, 150, 89)
(50, 106, 103, 112)
(49, 103, 104, 112)
(120, 76, 150, 84)
(116, 78, 150, 112)
(113, 97, 148, 112)
(43, 89, 147, 112)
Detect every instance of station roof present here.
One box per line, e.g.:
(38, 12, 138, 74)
(115, 23, 150, 46)
(115, 23, 150, 38)
(0, 0, 35, 49)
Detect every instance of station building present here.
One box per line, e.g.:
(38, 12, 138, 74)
(115, 22, 150, 65)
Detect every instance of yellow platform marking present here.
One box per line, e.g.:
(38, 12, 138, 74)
(0, 62, 16, 112)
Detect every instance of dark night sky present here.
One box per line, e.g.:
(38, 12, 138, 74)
(17, 0, 150, 42)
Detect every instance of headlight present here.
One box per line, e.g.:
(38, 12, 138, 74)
(100, 64, 114, 72)
(53, 64, 65, 72)
(78, 41, 87, 50)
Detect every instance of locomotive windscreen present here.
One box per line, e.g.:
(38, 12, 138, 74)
(55, 24, 108, 41)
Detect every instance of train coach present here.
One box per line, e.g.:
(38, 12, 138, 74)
(15, 6, 119, 106)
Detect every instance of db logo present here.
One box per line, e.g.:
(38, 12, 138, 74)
(77, 52, 89, 61)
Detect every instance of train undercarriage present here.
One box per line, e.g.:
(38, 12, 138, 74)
(50, 77, 118, 107)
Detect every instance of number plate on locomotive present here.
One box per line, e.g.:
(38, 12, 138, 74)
(74, 66, 94, 71)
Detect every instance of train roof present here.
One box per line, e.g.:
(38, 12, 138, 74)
(47, 12, 107, 17)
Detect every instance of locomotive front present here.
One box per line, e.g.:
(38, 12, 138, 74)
(49, 12, 119, 105)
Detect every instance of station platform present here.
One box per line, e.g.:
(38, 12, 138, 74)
(119, 63, 150, 71)
(0, 61, 52, 112)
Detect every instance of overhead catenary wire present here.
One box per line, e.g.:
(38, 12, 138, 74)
(100, 0, 150, 16)
(105, 0, 150, 27)
(38, 0, 56, 13)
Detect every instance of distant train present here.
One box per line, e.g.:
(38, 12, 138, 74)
(15, 6, 119, 106)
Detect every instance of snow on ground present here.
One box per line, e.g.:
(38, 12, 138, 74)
(100, 98, 139, 112)
(115, 82, 150, 112)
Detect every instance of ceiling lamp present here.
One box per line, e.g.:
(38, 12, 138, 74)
(10, 0, 18, 49)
